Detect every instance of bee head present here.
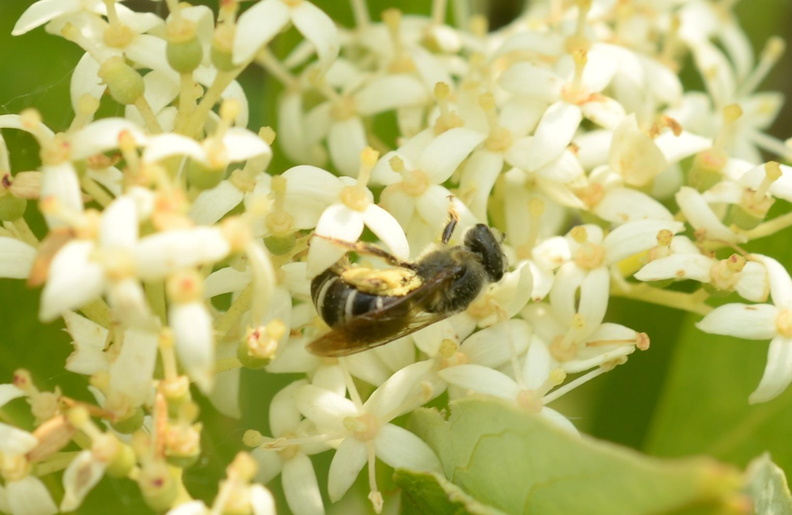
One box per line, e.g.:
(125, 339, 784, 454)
(463, 224, 507, 282)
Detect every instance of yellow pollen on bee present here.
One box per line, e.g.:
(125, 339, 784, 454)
(776, 309, 792, 337)
(342, 266, 420, 295)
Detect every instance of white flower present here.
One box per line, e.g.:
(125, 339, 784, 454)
(697, 255, 792, 403)
(439, 335, 577, 433)
(294, 361, 441, 510)
(234, 0, 339, 71)
(60, 450, 106, 511)
(0, 237, 36, 279)
(374, 128, 485, 251)
(287, 153, 409, 275)
(676, 186, 748, 244)
(636, 247, 769, 302)
(522, 301, 644, 374)
(0, 421, 57, 515)
(40, 193, 153, 325)
(252, 381, 326, 515)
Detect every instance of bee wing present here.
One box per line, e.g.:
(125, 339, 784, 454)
(307, 267, 461, 357)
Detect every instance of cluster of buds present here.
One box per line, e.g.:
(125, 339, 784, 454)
(0, 0, 790, 513)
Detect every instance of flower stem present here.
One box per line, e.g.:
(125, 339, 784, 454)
(613, 283, 712, 316)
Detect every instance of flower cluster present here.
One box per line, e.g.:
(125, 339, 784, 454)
(0, 0, 790, 513)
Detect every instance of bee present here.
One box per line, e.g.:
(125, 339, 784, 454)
(308, 213, 507, 357)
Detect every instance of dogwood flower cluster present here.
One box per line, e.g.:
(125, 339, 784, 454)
(0, 0, 790, 513)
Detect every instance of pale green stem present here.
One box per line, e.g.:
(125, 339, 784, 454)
(612, 283, 713, 316)
(80, 298, 113, 328)
(745, 211, 792, 240)
(144, 280, 167, 325)
(173, 73, 198, 134)
(34, 451, 81, 476)
(349, 0, 370, 28)
(10, 218, 39, 247)
(215, 357, 242, 373)
(134, 96, 163, 134)
(215, 284, 254, 340)
(183, 70, 240, 138)
(80, 176, 114, 207)
(256, 48, 298, 88)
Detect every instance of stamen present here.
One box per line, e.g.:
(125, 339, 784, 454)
(431, 0, 448, 26)
(349, 0, 371, 28)
(738, 36, 785, 98)
(543, 366, 609, 404)
(433, 82, 463, 134)
(754, 161, 782, 200)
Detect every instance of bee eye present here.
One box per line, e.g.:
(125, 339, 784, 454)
(464, 224, 505, 282)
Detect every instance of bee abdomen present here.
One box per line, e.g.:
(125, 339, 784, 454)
(311, 269, 396, 327)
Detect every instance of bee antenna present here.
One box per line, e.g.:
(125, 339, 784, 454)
(441, 199, 460, 244)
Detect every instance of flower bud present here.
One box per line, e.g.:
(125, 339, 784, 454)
(110, 407, 145, 434)
(186, 160, 225, 190)
(167, 38, 203, 73)
(166, 18, 203, 73)
(0, 195, 26, 221)
(97, 56, 144, 105)
(138, 461, 178, 512)
(263, 233, 296, 255)
(211, 24, 236, 71)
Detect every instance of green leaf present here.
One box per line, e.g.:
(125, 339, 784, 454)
(409, 397, 744, 515)
(744, 453, 792, 514)
(643, 314, 792, 477)
(395, 469, 507, 515)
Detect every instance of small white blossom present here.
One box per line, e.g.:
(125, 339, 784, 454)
(697, 256, 792, 403)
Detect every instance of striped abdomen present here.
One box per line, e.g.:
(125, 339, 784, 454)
(311, 268, 404, 328)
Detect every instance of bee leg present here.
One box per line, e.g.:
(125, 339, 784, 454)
(312, 234, 414, 268)
(441, 203, 460, 245)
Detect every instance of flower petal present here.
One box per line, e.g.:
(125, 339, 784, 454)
(60, 450, 105, 511)
(327, 437, 367, 502)
(417, 128, 486, 184)
(282, 454, 323, 515)
(290, 1, 340, 73)
(362, 204, 409, 260)
(233, 0, 290, 64)
(7, 476, 57, 515)
(170, 302, 214, 392)
(40, 241, 105, 322)
(749, 336, 792, 404)
(439, 364, 520, 400)
(374, 424, 441, 472)
(134, 228, 231, 280)
(0, 237, 35, 279)
(697, 303, 778, 340)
